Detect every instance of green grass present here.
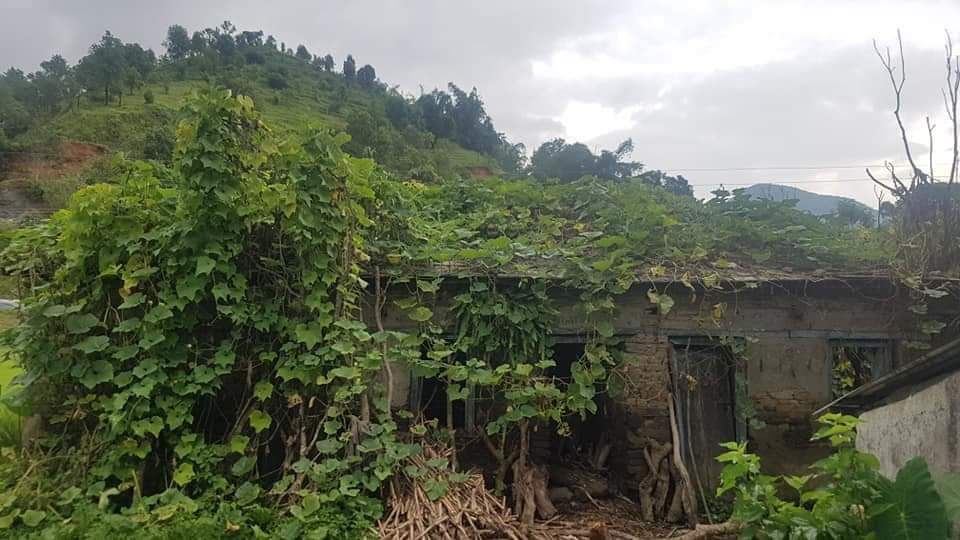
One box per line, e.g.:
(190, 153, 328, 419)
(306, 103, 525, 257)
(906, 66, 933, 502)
(17, 60, 494, 176)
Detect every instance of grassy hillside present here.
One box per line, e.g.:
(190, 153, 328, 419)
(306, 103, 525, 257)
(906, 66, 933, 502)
(7, 50, 497, 195)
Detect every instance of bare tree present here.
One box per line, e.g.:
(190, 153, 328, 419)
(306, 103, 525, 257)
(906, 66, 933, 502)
(868, 31, 960, 271)
(867, 30, 960, 196)
(943, 31, 959, 184)
(874, 185, 887, 228)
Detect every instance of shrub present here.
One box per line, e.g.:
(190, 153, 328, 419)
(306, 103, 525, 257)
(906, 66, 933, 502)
(266, 70, 288, 90)
(717, 413, 958, 539)
(143, 89, 155, 105)
(142, 127, 174, 161)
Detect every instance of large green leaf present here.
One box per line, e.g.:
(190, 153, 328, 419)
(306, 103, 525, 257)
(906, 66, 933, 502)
(408, 306, 433, 322)
(872, 457, 950, 540)
(935, 472, 960, 522)
(74, 335, 110, 354)
(249, 410, 272, 433)
(65, 313, 99, 334)
(79, 360, 114, 388)
(173, 463, 195, 486)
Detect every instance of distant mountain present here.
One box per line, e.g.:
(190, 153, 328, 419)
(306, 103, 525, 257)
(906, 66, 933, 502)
(741, 183, 875, 217)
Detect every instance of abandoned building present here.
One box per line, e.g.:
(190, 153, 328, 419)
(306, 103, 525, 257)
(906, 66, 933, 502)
(376, 270, 960, 500)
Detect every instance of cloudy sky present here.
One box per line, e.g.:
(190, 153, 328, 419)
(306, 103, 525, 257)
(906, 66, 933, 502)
(3, 0, 960, 204)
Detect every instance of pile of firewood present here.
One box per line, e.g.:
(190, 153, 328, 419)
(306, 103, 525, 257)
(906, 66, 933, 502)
(629, 398, 698, 526)
(378, 444, 530, 539)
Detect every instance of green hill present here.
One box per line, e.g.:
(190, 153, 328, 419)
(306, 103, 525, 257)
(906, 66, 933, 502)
(0, 26, 508, 215)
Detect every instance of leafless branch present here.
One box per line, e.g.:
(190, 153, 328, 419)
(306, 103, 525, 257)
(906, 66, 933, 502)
(865, 167, 901, 197)
(944, 30, 960, 183)
(873, 30, 924, 190)
(874, 185, 887, 228)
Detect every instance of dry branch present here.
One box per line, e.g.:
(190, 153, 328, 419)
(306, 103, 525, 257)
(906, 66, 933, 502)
(674, 522, 743, 539)
(668, 394, 698, 528)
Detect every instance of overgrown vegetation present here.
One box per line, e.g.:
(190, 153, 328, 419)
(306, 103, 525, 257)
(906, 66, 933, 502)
(716, 413, 959, 539)
(0, 86, 912, 537)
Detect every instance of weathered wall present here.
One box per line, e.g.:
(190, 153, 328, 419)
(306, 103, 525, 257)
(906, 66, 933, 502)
(857, 372, 960, 478)
(585, 280, 914, 477)
(376, 278, 924, 480)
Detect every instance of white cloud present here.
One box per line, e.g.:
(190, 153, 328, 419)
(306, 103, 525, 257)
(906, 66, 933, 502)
(555, 101, 652, 142)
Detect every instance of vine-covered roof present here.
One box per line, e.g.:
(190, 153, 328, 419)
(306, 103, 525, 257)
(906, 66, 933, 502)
(372, 174, 896, 291)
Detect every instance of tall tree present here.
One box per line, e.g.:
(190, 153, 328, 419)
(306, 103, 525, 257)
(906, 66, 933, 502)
(637, 170, 693, 197)
(322, 54, 335, 72)
(295, 44, 311, 61)
(236, 30, 264, 48)
(357, 64, 376, 88)
(190, 31, 208, 55)
(77, 31, 127, 105)
(122, 43, 156, 78)
(594, 139, 641, 179)
(529, 138, 596, 181)
(163, 25, 191, 60)
(343, 54, 356, 83)
(31, 54, 70, 112)
(416, 89, 456, 141)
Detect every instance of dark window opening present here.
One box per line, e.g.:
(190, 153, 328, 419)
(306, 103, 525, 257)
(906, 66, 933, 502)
(550, 341, 585, 382)
(409, 368, 475, 432)
(830, 340, 893, 398)
(546, 341, 609, 466)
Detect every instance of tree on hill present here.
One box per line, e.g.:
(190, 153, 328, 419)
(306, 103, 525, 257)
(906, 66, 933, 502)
(163, 25, 191, 60)
(833, 199, 875, 227)
(295, 44, 311, 61)
(190, 31, 207, 55)
(594, 139, 642, 179)
(122, 42, 156, 78)
(416, 89, 455, 141)
(637, 170, 694, 197)
(321, 54, 335, 72)
(0, 77, 32, 140)
(385, 94, 414, 129)
(30, 55, 70, 112)
(77, 31, 127, 105)
(236, 30, 264, 48)
(265, 35, 277, 50)
(531, 138, 660, 185)
(122, 66, 142, 98)
(530, 139, 596, 181)
(357, 64, 377, 88)
(211, 31, 236, 58)
(343, 54, 356, 83)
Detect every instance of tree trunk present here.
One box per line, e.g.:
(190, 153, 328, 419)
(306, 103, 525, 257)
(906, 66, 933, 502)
(511, 421, 555, 525)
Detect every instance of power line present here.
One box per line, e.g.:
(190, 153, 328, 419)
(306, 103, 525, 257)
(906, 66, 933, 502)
(691, 178, 877, 188)
(664, 163, 955, 173)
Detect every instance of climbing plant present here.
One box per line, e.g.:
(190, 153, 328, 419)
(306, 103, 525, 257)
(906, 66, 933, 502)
(0, 89, 425, 536)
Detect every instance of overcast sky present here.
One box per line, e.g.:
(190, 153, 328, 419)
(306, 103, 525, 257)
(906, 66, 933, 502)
(3, 0, 960, 205)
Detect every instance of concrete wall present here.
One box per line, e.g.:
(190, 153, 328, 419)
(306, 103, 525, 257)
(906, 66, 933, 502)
(857, 371, 960, 478)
